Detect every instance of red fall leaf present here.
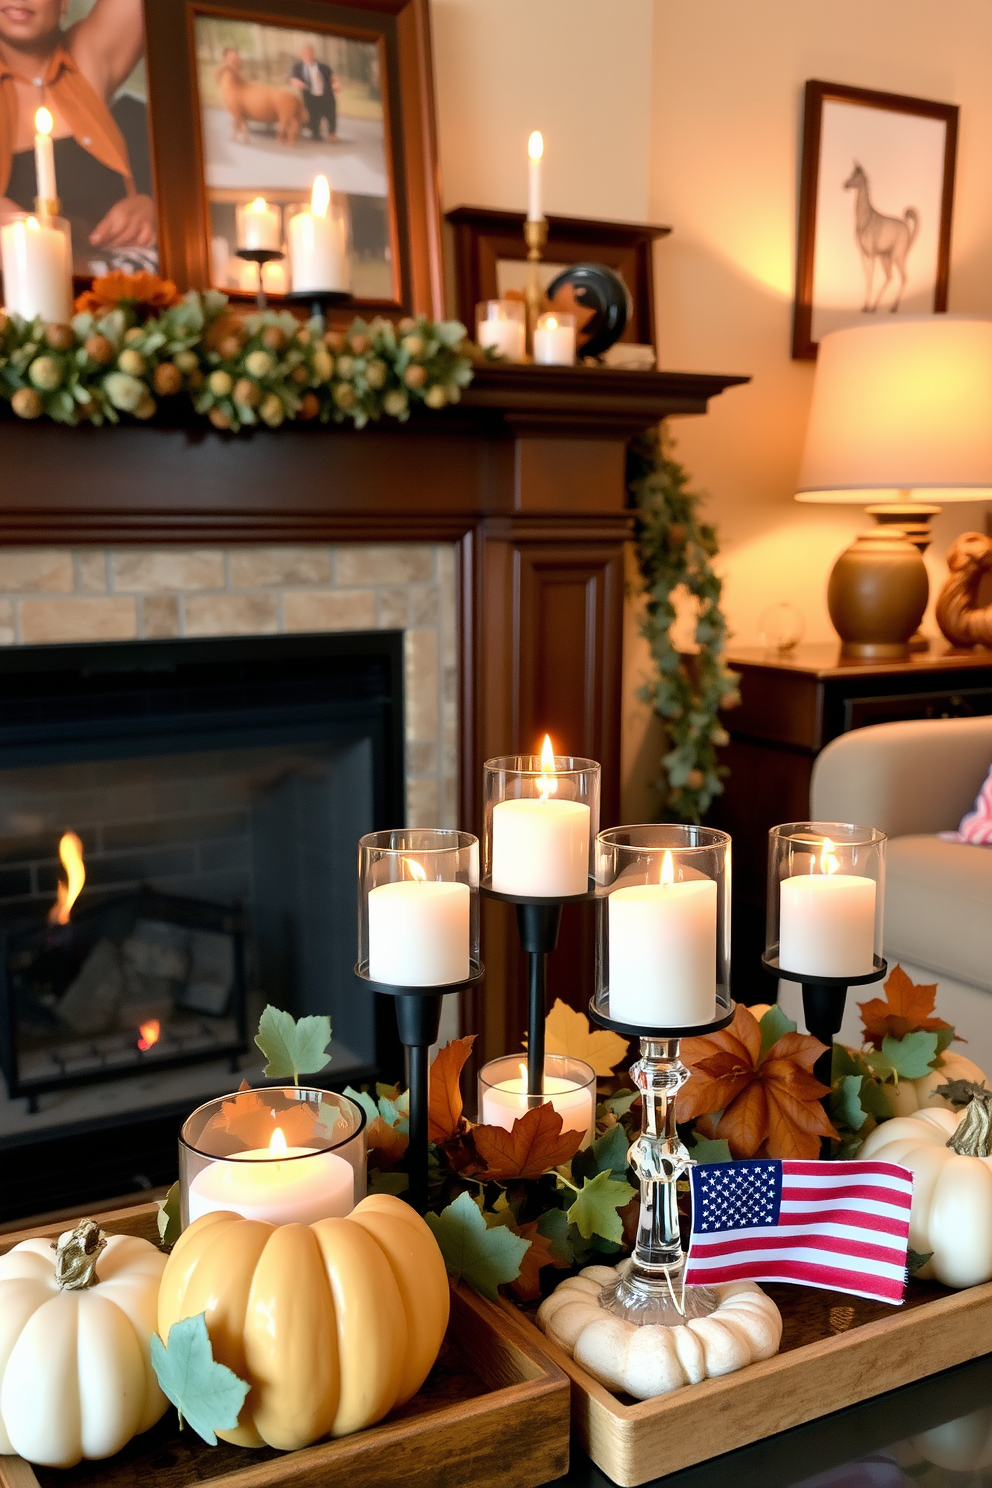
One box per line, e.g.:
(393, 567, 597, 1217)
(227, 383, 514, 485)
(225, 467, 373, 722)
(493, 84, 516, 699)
(509, 1219, 570, 1301)
(858, 964, 951, 1050)
(428, 1035, 476, 1143)
(367, 1116, 409, 1168)
(472, 1103, 584, 1182)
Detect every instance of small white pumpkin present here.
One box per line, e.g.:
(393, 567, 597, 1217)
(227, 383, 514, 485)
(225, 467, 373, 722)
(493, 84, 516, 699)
(0, 1219, 169, 1468)
(887, 1050, 989, 1117)
(911, 1406, 992, 1471)
(537, 1264, 782, 1399)
(859, 1097, 992, 1288)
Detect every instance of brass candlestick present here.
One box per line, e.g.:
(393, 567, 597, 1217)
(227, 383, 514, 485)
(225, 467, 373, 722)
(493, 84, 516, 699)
(34, 197, 61, 221)
(523, 217, 548, 356)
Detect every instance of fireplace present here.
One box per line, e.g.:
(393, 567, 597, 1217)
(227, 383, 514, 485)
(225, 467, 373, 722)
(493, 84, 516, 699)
(0, 630, 404, 1219)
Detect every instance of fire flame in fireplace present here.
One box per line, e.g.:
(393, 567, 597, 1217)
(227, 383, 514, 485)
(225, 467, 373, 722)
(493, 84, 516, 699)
(137, 1019, 161, 1052)
(48, 832, 86, 925)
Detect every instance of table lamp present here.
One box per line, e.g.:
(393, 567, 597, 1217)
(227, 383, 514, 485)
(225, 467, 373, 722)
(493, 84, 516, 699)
(795, 316, 992, 658)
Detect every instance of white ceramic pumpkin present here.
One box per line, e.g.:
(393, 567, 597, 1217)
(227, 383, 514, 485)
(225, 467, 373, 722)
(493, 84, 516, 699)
(537, 1264, 782, 1399)
(0, 1219, 168, 1468)
(911, 1407, 992, 1471)
(859, 1098, 992, 1288)
(887, 1050, 989, 1117)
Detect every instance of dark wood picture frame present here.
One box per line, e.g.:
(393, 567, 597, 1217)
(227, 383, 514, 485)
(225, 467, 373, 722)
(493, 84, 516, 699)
(445, 207, 670, 346)
(143, 0, 444, 318)
(793, 79, 958, 360)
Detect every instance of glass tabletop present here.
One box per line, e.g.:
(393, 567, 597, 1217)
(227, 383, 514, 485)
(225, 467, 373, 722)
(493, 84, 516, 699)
(551, 1352, 992, 1487)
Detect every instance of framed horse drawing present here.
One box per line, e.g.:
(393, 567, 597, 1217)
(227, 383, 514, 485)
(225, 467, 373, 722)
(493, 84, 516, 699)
(793, 80, 958, 360)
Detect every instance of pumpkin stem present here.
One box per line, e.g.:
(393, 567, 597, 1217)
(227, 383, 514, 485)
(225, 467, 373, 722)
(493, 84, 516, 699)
(51, 1219, 108, 1290)
(947, 1091, 992, 1158)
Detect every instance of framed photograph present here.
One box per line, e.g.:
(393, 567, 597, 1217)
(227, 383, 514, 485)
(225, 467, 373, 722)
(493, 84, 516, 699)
(0, 0, 157, 277)
(145, 0, 444, 317)
(793, 80, 958, 360)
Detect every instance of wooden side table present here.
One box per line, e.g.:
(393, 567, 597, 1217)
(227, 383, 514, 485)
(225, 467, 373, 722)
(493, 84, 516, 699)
(712, 642, 992, 1001)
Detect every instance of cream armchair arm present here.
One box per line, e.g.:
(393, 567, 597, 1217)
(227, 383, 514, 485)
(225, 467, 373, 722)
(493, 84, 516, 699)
(810, 715, 992, 839)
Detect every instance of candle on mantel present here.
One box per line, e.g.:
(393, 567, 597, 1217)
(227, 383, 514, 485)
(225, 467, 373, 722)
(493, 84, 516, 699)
(368, 858, 470, 986)
(0, 214, 72, 322)
(533, 312, 575, 366)
(491, 735, 590, 898)
(34, 108, 56, 206)
(236, 197, 282, 252)
(187, 1125, 355, 1225)
(288, 174, 347, 293)
(527, 130, 544, 222)
(481, 1062, 594, 1146)
(608, 850, 717, 1026)
(476, 302, 525, 361)
(779, 837, 876, 978)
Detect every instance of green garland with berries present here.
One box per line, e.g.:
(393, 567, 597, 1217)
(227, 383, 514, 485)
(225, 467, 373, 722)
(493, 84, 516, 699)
(0, 279, 473, 431)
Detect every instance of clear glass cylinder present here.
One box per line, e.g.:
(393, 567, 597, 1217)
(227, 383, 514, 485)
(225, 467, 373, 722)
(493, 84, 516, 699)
(766, 821, 886, 979)
(594, 824, 731, 1029)
(533, 310, 576, 366)
(478, 1053, 596, 1146)
(235, 197, 282, 252)
(475, 299, 526, 362)
(286, 195, 349, 293)
(0, 212, 73, 322)
(483, 748, 601, 899)
(179, 1085, 366, 1230)
(357, 828, 480, 987)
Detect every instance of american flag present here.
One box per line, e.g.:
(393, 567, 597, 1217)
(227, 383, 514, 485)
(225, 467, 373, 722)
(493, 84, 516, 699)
(683, 1158, 913, 1305)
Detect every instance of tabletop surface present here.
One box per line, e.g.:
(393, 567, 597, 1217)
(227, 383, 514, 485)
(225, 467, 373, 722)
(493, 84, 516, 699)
(726, 641, 992, 679)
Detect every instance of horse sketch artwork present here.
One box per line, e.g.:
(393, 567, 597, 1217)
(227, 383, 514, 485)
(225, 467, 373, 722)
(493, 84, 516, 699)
(844, 162, 919, 313)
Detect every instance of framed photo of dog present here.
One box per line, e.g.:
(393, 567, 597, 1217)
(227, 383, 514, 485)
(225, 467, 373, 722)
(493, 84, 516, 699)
(792, 80, 958, 360)
(143, 0, 444, 317)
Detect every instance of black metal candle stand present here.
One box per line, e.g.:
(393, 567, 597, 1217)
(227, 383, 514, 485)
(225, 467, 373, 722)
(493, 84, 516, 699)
(284, 288, 352, 321)
(235, 247, 285, 309)
(761, 953, 887, 1087)
(355, 961, 485, 1214)
(481, 879, 595, 1101)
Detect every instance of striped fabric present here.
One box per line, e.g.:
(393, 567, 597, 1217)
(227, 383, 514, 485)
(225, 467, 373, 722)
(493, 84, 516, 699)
(944, 761, 992, 845)
(684, 1158, 913, 1305)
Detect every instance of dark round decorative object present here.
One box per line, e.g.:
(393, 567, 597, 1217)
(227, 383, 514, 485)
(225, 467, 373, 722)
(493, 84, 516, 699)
(546, 262, 632, 359)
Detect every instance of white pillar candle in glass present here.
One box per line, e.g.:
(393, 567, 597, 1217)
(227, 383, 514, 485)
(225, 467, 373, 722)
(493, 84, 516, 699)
(533, 312, 575, 366)
(236, 197, 282, 252)
(491, 738, 590, 897)
(34, 108, 56, 204)
(288, 174, 347, 293)
(527, 130, 544, 222)
(186, 1127, 355, 1225)
(368, 860, 470, 985)
(0, 215, 72, 321)
(262, 259, 288, 295)
(476, 300, 526, 361)
(779, 837, 876, 977)
(608, 852, 717, 1025)
(481, 1065, 594, 1146)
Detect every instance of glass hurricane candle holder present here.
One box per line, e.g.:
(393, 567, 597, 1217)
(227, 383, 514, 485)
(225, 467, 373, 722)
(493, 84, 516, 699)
(479, 1053, 595, 1146)
(179, 1085, 366, 1230)
(357, 829, 480, 988)
(475, 299, 526, 362)
(286, 192, 349, 294)
(533, 311, 576, 366)
(0, 211, 73, 323)
(483, 744, 600, 901)
(593, 824, 731, 1031)
(235, 197, 282, 253)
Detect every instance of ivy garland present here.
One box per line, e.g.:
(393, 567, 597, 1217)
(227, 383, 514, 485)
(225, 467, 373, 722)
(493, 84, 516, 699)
(628, 426, 740, 823)
(0, 274, 473, 431)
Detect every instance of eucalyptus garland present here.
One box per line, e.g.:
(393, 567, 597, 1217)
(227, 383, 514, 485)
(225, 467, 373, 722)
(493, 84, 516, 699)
(0, 275, 473, 432)
(628, 426, 739, 822)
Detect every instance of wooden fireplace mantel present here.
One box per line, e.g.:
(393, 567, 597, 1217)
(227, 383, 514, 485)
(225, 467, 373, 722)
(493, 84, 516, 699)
(0, 362, 748, 1060)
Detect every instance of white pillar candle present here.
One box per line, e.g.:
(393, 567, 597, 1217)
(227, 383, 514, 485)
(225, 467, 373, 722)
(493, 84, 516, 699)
(368, 871, 470, 986)
(262, 259, 288, 295)
(187, 1129, 355, 1226)
(34, 108, 56, 204)
(0, 216, 72, 322)
(779, 873, 876, 978)
(237, 197, 282, 252)
(477, 315, 525, 361)
(533, 314, 575, 365)
(527, 130, 544, 222)
(491, 798, 590, 897)
(608, 860, 717, 1026)
(288, 174, 347, 293)
(481, 1068, 594, 1146)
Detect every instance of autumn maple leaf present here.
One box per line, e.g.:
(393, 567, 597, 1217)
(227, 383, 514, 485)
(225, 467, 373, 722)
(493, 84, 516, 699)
(677, 1004, 837, 1160)
(218, 1084, 319, 1148)
(544, 997, 629, 1076)
(428, 1035, 475, 1143)
(472, 1103, 584, 1181)
(509, 1219, 570, 1301)
(858, 964, 952, 1050)
(367, 1116, 408, 1168)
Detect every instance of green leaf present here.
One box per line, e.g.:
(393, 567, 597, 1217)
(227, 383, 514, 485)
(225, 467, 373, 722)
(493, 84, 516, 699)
(602, 1088, 639, 1118)
(572, 1122, 631, 1184)
(858, 1074, 894, 1121)
(343, 1085, 378, 1126)
(831, 1075, 867, 1133)
(425, 1192, 529, 1300)
(934, 1026, 956, 1058)
(536, 1206, 575, 1264)
(150, 1313, 250, 1446)
(254, 1004, 331, 1086)
(368, 1169, 410, 1196)
(758, 1004, 797, 1056)
(687, 1133, 732, 1163)
(157, 1181, 181, 1247)
(882, 1031, 939, 1080)
(378, 1089, 410, 1132)
(567, 1170, 636, 1243)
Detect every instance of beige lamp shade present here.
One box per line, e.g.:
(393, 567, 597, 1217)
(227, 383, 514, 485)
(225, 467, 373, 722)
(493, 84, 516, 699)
(796, 316, 992, 504)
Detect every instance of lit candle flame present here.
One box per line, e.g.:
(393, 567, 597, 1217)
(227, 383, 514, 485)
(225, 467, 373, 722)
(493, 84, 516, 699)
(48, 831, 85, 925)
(403, 857, 427, 883)
(660, 850, 675, 887)
(544, 315, 558, 330)
(26, 216, 40, 233)
(537, 732, 558, 803)
(311, 174, 330, 217)
(519, 1062, 527, 1083)
(137, 1018, 160, 1052)
(269, 1126, 288, 1157)
(248, 196, 268, 212)
(35, 107, 53, 137)
(528, 130, 544, 162)
(820, 837, 840, 875)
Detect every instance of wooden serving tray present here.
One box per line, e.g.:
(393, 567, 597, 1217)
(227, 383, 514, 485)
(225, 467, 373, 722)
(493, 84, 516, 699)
(0, 1204, 570, 1488)
(505, 1274, 992, 1487)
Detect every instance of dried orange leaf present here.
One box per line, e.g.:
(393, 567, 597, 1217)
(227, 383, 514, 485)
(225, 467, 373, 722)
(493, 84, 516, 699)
(217, 1088, 318, 1148)
(544, 998, 628, 1077)
(509, 1219, 569, 1301)
(367, 1115, 409, 1168)
(429, 1035, 476, 1143)
(473, 1103, 584, 1182)
(859, 964, 949, 1050)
